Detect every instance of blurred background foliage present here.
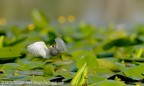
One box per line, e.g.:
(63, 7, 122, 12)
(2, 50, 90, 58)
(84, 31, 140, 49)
(0, 0, 144, 26)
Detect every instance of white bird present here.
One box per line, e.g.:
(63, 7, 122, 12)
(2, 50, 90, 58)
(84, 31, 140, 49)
(27, 38, 67, 58)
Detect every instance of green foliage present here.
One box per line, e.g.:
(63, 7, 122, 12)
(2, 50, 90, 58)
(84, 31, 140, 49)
(103, 37, 137, 50)
(1, 63, 20, 70)
(31, 76, 49, 84)
(71, 63, 88, 86)
(0, 36, 4, 48)
(124, 64, 144, 79)
(44, 65, 55, 77)
(97, 59, 120, 72)
(0, 45, 23, 60)
(0, 9, 144, 85)
(72, 50, 98, 75)
(90, 80, 126, 86)
(32, 9, 49, 28)
(19, 62, 45, 70)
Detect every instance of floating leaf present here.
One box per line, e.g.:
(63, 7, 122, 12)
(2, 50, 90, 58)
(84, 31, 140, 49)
(103, 38, 135, 50)
(124, 64, 144, 79)
(91, 80, 126, 86)
(97, 59, 120, 72)
(72, 50, 98, 69)
(2, 63, 20, 70)
(0, 46, 23, 60)
(6, 36, 27, 46)
(88, 75, 106, 84)
(19, 62, 45, 70)
(44, 65, 55, 77)
(31, 76, 49, 85)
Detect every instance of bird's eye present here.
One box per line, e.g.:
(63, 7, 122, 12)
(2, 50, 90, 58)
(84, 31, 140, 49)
(50, 45, 55, 48)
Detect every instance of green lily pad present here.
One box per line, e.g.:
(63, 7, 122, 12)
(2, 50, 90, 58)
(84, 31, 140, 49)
(2, 63, 20, 70)
(90, 80, 126, 86)
(19, 62, 45, 70)
(97, 59, 120, 72)
(124, 64, 144, 79)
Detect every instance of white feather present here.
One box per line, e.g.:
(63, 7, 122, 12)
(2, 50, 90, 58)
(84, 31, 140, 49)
(27, 41, 50, 58)
(55, 38, 67, 52)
